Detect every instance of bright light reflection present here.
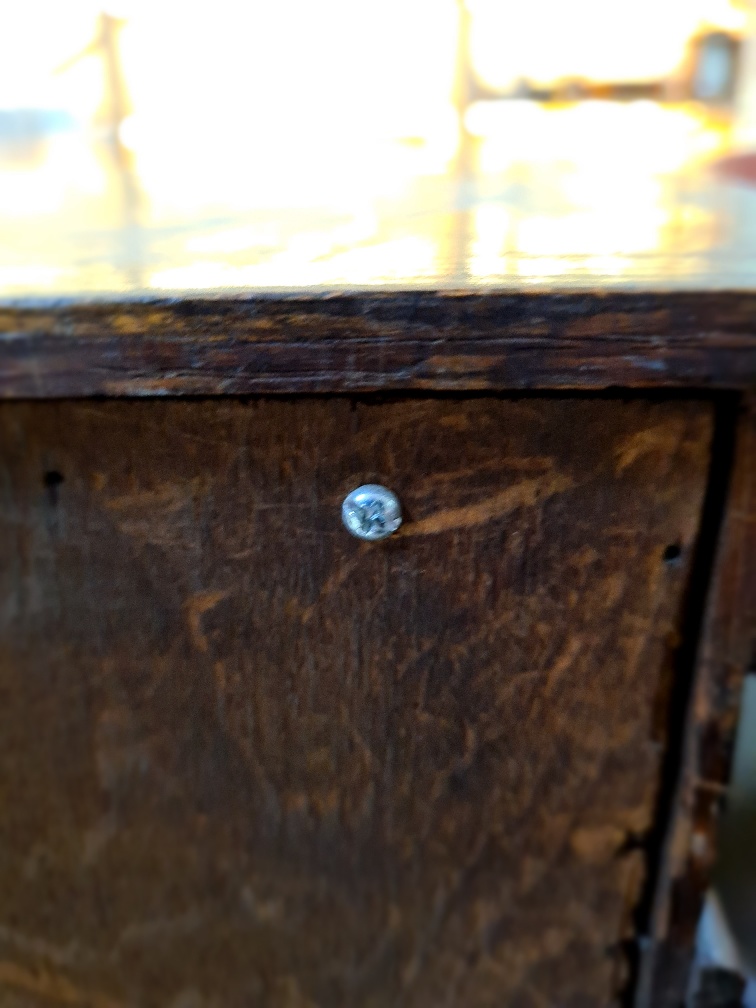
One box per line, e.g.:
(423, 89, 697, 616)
(467, 100, 731, 278)
(469, 0, 747, 89)
(0, 0, 747, 294)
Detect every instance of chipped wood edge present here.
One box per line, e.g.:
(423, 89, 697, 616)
(1, 291, 756, 395)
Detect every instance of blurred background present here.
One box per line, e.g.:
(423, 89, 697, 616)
(3, 0, 756, 295)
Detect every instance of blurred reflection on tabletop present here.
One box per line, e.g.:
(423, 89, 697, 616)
(1, 0, 755, 297)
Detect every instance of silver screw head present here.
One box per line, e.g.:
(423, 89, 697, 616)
(341, 484, 402, 541)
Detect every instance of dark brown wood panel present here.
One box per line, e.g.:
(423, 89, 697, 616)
(0, 397, 713, 1008)
(2, 292, 756, 397)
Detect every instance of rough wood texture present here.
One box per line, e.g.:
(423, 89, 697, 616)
(0, 397, 713, 1008)
(641, 395, 756, 1008)
(2, 292, 756, 397)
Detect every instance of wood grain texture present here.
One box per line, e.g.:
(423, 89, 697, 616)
(641, 395, 756, 1008)
(2, 292, 756, 397)
(0, 396, 714, 1008)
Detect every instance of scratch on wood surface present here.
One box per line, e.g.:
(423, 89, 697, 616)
(614, 424, 686, 476)
(424, 355, 501, 377)
(419, 456, 556, 490)
(0, 928, 81, 969)
(543, 636, 585, 700)
(270, 977, 319, 1008)
(185, 590, 229, 653)
(0, 960, 123, 1008)
(312, 556, 360, 600)
(112, 913, 202, 953)
(402, 474, 573, 536)
(103, 482, 200, 514)
(570, 824, 627, 863)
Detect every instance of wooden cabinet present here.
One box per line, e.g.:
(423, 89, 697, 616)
(0, 395, 718, 1007)
(0, 293, 754, 1006)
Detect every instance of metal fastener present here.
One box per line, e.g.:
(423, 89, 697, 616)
(341, 485, 402, 541)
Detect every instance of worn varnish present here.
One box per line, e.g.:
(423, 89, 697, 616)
(0, 397, 713, 1008)
(3, 292, 756, 397)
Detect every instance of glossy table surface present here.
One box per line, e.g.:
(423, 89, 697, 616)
(4, 99, 756, 302)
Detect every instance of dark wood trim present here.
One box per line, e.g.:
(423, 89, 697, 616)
(639, 394, 756, 1008)
(1, 291, 756, 397)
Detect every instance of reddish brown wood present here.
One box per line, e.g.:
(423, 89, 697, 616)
(1, 292, 756, 397)
(0, 396, 713, 1007)
(641, 395, 756, 1008)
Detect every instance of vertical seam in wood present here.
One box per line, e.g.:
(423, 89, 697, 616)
(633, 393, 754, 1008)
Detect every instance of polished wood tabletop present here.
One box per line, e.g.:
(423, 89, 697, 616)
(2, 0, 756, 301)
(3, 98, 756, 301)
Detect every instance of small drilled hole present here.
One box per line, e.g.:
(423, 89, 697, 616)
(43, 471, 64, 488)
(663, 543, 682, 564)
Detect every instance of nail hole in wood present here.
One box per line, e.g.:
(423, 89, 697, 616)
(43, 471, 64, 489)
(662, 543, 682, 564)
(43, 471, 64, 506)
